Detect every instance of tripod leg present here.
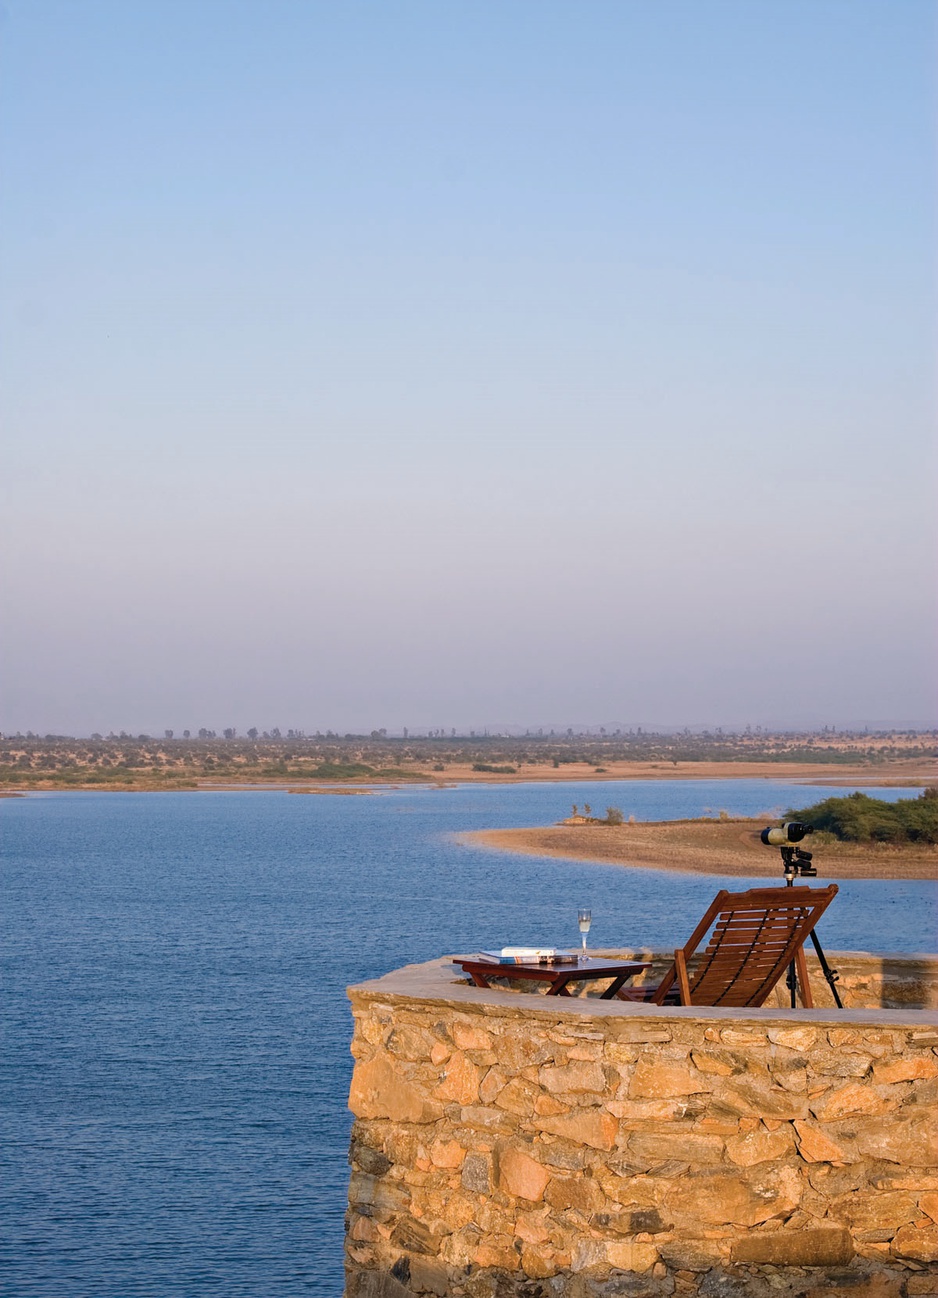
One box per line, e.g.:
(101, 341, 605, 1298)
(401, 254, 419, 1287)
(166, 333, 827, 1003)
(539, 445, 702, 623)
(810, 932, 844, 1009)
(786, 960, 798, 1009)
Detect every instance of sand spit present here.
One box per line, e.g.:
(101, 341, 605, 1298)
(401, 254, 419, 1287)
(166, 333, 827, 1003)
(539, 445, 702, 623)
(287, 786, 376, 796)
(427, 758, 936, 787)
(463, 818, 938, 881)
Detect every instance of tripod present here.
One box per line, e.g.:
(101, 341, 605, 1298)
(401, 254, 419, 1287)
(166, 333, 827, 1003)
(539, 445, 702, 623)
(780, 847, 843, 1010)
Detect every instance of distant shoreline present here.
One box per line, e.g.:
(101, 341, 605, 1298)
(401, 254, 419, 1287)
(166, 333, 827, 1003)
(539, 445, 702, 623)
(1, 756, 934, 794)
(462, 818, 938, 881)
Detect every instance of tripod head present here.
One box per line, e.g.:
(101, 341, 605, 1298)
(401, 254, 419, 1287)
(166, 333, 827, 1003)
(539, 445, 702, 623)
(779, 845, 817, 883)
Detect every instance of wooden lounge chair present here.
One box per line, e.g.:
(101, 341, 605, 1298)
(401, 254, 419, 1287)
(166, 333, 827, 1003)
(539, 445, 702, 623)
(622, 884, 839, 1008)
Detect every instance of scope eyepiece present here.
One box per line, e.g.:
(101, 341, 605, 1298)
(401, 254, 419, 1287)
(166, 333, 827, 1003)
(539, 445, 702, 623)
(761, 821, 814, 847)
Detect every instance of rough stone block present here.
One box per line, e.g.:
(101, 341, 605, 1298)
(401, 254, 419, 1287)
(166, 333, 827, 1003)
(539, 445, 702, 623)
(803, 1271, 907, 1298)
(458, 1103, 516, 1130)
(434, 1051, 481, 1105)
(546, 1173, 605, 1215)
(891, 1221, 938, 1263)
(520, 1245, 554, 1279)
(604, 1239, 659, 1272)
(731, 1225, 853, 1266)
(513, 1210, 550, 1245)
(389, 1217, 447, 1255)
(461, 1152, 492, 1194)
(478, 1067, 506, 1105)
(407, 1256, 450, 1295)
(534, 1109, 619, 1151)
(667, 1165, 801, 1228)
(716, 1076, 808, 1121)
(386, 1025, 438, 1061)
(472, 1239, 521, 1271)
(452, 1021, 494, 1052)
(724, 1127, 794, 1167)
(495, 1033, 555, 1072)
(628, 1132, 724, 1166)
(873, 1057, 938, 1085)
(907, 1277, 938, 1295)
(494, 1076, 538, 1117)
(629, 1058, 712, 1099)
(811, 1081, 894, 1121)
(690, 1049, 743, 1077)
(429, 1138, 465, 1169)
(855, 1114, 936, 1166)
(348, 1172, 412, 1216)
(768, 1026, 818, 1051)
(345, 1265, 413, 1298)
(496, 1144, 550, 1201)
(540, 1060, 606, 1094)
(793, 1119, 850, 1164)
(592, 1208, 670, 1236)
(832, 1188, 920, 1233)
(719, 1028, 768, 1046)
(809, 1053, 874, 1080)
(607, 1098, 697, 1122)
(349, 1054, 444, 1124)
(657, 1238, 723, 1271)
(350, 1140, 394, 1177)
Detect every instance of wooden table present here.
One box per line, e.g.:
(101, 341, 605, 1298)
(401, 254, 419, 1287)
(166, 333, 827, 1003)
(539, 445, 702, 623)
(455, 956, 652, 999)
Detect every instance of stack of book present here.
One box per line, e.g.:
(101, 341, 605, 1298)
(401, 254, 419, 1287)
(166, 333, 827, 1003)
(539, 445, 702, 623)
(481, 948, 579, 965)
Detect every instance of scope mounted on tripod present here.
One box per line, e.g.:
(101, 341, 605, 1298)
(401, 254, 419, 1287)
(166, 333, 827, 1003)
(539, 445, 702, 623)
(761, 821, 817, 879)
(757, 819, 841, 1005)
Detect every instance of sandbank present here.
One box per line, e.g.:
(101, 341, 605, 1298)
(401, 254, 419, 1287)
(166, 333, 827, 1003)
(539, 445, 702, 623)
(463, 819, 938, 881)
(425, 758, 935, 787)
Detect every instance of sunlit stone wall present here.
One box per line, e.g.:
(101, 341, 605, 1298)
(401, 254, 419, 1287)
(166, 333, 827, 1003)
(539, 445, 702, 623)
(345, 955, 938, 1298)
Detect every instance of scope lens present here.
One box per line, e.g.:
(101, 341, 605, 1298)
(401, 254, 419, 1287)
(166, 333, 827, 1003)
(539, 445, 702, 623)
(783, 821, 813, 843)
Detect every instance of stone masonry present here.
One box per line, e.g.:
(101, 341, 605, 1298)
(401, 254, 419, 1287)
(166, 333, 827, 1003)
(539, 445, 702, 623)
(345, 954, 938, 1298)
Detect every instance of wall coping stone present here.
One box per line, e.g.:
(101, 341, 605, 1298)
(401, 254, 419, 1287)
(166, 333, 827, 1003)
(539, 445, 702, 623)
(347, 953, 938, 1029)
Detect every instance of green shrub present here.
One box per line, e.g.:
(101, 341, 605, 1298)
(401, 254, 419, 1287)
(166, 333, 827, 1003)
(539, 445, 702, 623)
(312, 762, 376, 779)
(786, 789, 938, 845)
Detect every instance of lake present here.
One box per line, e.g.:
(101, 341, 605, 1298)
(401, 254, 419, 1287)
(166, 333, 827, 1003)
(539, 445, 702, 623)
(1, 780, 933, 1296)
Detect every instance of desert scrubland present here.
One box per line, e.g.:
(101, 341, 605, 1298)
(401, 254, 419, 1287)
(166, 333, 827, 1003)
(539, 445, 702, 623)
(0, 729, 934, 792)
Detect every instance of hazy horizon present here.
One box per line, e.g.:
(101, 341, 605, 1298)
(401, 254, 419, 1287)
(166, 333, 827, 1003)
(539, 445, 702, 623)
(2, 1, 935, 737)
(5, 717, 936, 741)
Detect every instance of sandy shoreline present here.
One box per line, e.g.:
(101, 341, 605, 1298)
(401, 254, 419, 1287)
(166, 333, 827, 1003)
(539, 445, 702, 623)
(428, 759, 936, 787)
(463, 819, 938, 881)
(2, 756, 934, 794)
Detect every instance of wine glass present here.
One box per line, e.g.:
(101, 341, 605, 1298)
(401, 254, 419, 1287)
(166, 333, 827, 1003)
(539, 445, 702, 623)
(577, 908, 592, 957)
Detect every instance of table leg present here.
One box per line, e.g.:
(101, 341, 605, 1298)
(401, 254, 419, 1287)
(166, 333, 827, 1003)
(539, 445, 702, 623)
(467, 971, 493, 988)
(601, 975, 630, 1000)
(546, 976, 575, 996)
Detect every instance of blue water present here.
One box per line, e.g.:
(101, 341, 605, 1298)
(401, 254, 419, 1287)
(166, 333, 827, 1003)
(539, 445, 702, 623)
(1, 780, 934, 1297)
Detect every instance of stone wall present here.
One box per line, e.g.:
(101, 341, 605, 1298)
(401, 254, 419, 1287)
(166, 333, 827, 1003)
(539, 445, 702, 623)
(345, 955, 938, 1298)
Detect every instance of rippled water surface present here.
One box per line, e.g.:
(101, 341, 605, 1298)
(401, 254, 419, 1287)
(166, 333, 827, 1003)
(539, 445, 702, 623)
(1, 780, 934, 1296)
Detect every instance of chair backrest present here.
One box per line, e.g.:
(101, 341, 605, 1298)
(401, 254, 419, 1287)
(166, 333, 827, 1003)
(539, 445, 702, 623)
(653, 884, 839, 1007)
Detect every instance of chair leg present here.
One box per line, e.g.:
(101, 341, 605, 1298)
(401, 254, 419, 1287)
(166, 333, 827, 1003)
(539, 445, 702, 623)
(675, 949, 692, 1005)
(795, 946, 814, 1008)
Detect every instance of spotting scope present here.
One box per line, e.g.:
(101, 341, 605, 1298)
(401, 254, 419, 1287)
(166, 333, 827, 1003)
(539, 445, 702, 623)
(760, 821, 813, 847)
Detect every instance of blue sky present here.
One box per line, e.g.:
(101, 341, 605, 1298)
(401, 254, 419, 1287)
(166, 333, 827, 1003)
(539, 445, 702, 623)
(1, 0, 935, 734)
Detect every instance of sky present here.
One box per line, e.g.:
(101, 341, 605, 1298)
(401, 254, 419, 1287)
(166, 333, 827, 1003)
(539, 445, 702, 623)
(1, 0, 935, 736)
